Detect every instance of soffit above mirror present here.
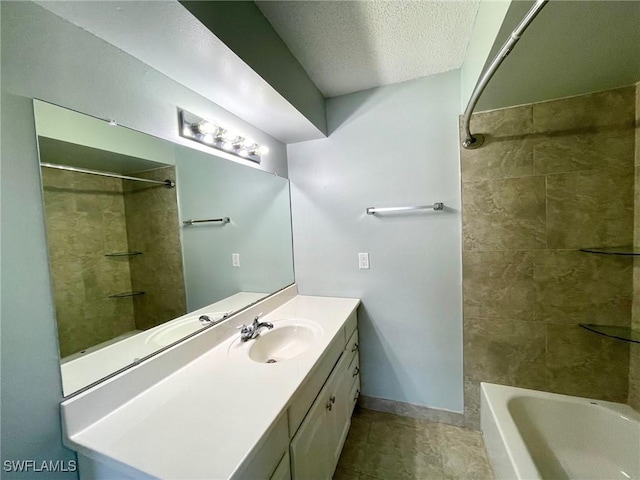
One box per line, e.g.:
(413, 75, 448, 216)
(476, 0, 640, 112)
(35, 0, 326, 144)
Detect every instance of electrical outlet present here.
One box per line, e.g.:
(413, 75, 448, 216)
(232, 253, 240, 267)
(358, 252, 369, 270)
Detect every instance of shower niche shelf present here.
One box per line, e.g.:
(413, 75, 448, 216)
(579, 246, 640, 256)
(579, 324, 640, 344)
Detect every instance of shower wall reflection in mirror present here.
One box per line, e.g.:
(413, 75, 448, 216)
(34, 100, 295, 396)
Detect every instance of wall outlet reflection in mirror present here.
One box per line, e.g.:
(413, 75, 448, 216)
(33, 100, 295, 397)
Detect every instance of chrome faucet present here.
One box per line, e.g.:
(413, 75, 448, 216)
(238, 313, 273, 342)
(199, 312, 229, 326)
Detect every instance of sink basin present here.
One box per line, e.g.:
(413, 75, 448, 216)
(228, 318, 322, 364)
(146, 312, 227, 347)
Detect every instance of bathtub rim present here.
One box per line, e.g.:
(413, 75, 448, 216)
(481, 382, 541, 480)
(480, 382, 640, 480)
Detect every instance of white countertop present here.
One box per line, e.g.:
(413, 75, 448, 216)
(64, 294, 359, 479)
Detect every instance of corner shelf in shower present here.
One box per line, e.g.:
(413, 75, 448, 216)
(579, 324, 640, 344)
(579, 246, 640, 256)
(108, 291, 146, 299)
(105, 251, 143, 257)
(578, 245, 639, 344)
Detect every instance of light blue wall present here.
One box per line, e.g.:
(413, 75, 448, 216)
(0, 2, 288, 475)
(175, 146, 294, 311)
(288, 71, 464, 412)
(1, 91, 78, 480)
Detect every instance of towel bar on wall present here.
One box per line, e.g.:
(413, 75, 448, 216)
(366, 203, 444, 215)
(182, 217, 230, 226)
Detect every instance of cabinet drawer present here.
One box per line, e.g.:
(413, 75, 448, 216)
(348, 375, 361, 416)
(344, 311, 357, 343)
(345, 329, 358, 360)
(348, 355, 360, 384)
(288, 333, 344, 437)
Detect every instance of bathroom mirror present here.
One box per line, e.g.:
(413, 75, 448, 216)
(34, 100, 295, 396)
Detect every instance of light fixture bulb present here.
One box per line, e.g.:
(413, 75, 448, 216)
(214, 127, 227, 141)
(222, 129, 238, 141)
(178, 109, 262, 164)
(195, 120, 218, 136)
(247, 143, 260, 154)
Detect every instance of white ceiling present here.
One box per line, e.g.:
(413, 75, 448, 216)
(256, 0, 481, 98)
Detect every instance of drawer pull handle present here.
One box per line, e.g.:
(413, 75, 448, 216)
(352, 366, 360, 377)
(351, 343, 359, 353)
(330, 395, 336, 404)
(326, 400, 333, 411)
(353, 389, 360, 402)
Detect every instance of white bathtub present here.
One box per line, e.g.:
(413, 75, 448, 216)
(481, 383, 640, 480)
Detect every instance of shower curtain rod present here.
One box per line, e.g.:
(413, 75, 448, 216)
(41, 162, 175, 188)
(461, 0, 549, 150)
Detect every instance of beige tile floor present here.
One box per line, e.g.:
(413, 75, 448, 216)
(334, 407, 494, 480)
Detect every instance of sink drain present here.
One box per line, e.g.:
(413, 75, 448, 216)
(266, 359, 277, 364)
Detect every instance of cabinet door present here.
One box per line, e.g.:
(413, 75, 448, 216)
(271, 452, 291, 480)
(290, 389, 332, 480)
(327, 358, 353, 471)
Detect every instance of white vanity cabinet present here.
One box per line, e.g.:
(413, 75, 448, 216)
(62, 294, 362, 480)
(290, 324, 360, 480)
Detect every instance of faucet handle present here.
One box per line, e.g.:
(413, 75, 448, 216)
(252, 312, 264, 325)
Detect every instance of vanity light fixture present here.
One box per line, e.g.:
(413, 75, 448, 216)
(178, 109, 268, 164)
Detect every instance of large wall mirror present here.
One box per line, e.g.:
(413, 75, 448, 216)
(34, 100, 295, 396)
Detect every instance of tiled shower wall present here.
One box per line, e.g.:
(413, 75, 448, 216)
(631, 83, 640, 411)
(460, 86, 636, 428)
(122, 166, 186, 331)
(42, 165, 186, 357)
(42, 168, 136, 357)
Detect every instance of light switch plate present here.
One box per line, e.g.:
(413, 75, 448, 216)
(358, 252, 369, 270)
(232, 253, 240, 267)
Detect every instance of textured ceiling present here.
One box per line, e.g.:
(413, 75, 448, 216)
(256, 1, 480, 98)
